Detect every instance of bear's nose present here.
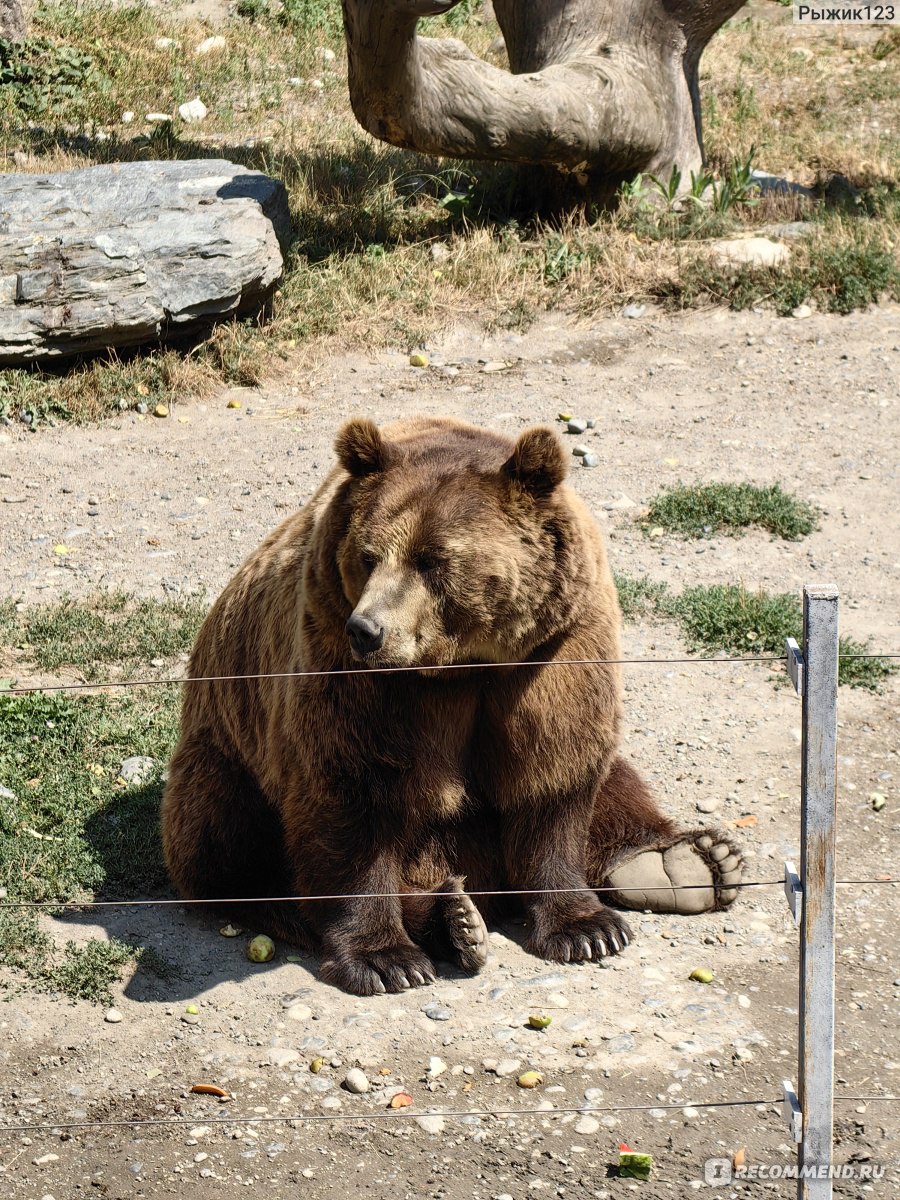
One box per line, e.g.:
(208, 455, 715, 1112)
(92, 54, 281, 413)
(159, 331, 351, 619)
(346, 612, 386, 655)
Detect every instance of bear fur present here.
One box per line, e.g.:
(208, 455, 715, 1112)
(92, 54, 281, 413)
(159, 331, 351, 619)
(161, 416, 740, 996)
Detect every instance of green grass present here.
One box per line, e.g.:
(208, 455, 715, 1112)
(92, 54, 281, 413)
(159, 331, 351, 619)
(644, 482, 819, 541)
(614, 577, 896, 691)
(0, 594, 199, 1001)
(0, 592, 206, 680)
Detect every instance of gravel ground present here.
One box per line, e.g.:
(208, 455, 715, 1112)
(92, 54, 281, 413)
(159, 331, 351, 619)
(0, 303, 898, 1198)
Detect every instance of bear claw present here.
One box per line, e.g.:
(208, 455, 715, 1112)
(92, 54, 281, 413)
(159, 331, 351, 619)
(528, 908, 633, 965)
(442, 888, 488, 973)
(319, 945, 437, 996)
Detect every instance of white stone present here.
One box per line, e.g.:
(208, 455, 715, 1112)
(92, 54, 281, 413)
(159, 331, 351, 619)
(145, 113, 171, 124)
(709, 237, 790, 269)
(104, 1007, 123, 1023)
(32, 1154, 59, 1165)
(574, 1116, 600, 1134)
(494, 1058, 521, 1078)
(285, 1003, 313, 1022)
(343, 1068, 369, 1094)
(415, 1114, 445, 1134)
(267, 1047, 300, 1068)
(315, 47, 336, 62)
(792, 304, 813, 319)
(195, 36, 227, 56)
(178, 98, 208, 124)
(427, 1055, 447, 1079)
(121, 111, 135, 124)
(154, 37, 180, 50)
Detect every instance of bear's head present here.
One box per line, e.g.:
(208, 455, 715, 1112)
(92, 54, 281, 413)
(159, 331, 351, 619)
(329, 416, 596, 670)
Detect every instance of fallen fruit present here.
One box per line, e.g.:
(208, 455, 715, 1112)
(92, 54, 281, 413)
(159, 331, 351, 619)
(247, 934, 275, 963)
(528, 1015, 552, 1030)
(310, 1057, 325, 1074)
(733, 1146, 747, 1169)
(154, 403, 169, 418)
(870, 792, 886, 812)
(618, 1150, 653, 1180)
(185, 1004, 199, 1015)
(558, 411, 573, 422)
(735, 814, 757, 828)
(517, 1071, 543, 1089)
(190, 1084, 229, 1098)
(219, 924, 242, 937)
(409, 352, 429, 368)
(689, 967, 714, 984)
(389, 1092, 413, 1108)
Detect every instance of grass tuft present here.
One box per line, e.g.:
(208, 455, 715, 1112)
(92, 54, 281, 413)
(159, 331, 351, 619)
(1, 592, 206, 680)
(644, 482, 819, 540)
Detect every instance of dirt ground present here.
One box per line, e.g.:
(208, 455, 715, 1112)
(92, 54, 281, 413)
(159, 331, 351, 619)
(0, 303, 898, 1197)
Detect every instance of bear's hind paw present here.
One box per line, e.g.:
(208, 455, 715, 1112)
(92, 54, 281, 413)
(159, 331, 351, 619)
(604, 829, 743, 915)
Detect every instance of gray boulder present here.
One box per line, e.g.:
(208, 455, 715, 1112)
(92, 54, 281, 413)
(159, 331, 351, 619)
(0, 159, 291, 363)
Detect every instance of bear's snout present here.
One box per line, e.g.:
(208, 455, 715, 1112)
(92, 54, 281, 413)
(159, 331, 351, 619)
(346, 611, 386, 657)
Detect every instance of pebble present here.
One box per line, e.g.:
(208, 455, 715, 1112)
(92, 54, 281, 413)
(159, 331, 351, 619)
(154, 36, 179, 50)
(268, 1048, 300, 1068)
(195, 35, 227, 55)
(343, 1068, 369, 1094)
(0, 785, 17, 801)
(582, 454, 600, 468)
(32, 1153, 59, 1165)
(285, 1004, 313, 1022)
(178, 98, 208, 123)
(571, 444, 590, 457)
(104, 1008, 123, 1024)
(494, 1059, 521, 1078)
(127, 1163, 143, 1176)
(422, 1002, 451, 1021)
(574, 1116, 599, 1135)
(696, 797, 721, 813)
(117, 756, 156, 785)
(415, 1114, 445, 1134)
(427, 1055, 447, 1079)
(606, 1034, 635, 1053)
(566, 419, 588, 435)
(791, 304, 813, 319)
(623, 303, 646, 319)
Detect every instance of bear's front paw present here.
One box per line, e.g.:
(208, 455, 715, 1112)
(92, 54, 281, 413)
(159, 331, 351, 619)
(319, 944, 437, 996)
(526, 908, 633, 964)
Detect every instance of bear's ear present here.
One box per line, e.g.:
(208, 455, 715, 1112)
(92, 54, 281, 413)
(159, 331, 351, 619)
(334, 417, 391, 477)
(501, 427, 568, 497)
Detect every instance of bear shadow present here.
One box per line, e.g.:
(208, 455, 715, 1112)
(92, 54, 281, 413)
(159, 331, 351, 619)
(57, 780, 525, 1004)
(47, 779, 320, 1004)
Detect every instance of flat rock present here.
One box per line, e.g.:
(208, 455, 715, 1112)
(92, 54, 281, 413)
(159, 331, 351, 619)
(0, 159, 290, 363)
(708, 237, 790, 269)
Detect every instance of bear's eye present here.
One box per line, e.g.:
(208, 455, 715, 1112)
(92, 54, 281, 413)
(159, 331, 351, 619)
(360, 551, 378, 572)
(416, 551, 446, 575)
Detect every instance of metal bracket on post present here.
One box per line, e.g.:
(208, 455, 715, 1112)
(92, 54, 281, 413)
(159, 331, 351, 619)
(784, 860, 802, 926)
(785, 637, 805, 697)
(783, 1080, 803, 1143)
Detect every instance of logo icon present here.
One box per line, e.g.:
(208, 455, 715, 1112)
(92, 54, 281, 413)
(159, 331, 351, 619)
(704, 1158, 733, 1186)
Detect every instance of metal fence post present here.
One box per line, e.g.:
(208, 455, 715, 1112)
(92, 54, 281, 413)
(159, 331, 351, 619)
(797, 585, 839, 1199)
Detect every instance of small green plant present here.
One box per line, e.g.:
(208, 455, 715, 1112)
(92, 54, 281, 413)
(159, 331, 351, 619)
(614, 573, 669, 622)
(544, 236, 586, 283)
(644, 482, 818, 541)
(663, 584, 895, 689)
(0, 35, 107, 119)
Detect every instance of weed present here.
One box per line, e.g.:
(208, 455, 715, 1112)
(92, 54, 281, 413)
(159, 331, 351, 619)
(5, 592, 206, 680)
(614, 574, 669, 622)
(644, 482, 818, 541)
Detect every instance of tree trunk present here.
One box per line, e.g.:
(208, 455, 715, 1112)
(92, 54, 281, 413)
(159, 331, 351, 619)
(0, 0, 27, 41)
(341, 0, 746, 200)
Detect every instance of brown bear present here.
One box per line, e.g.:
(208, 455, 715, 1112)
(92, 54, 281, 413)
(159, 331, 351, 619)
(161, 416, 742, 996)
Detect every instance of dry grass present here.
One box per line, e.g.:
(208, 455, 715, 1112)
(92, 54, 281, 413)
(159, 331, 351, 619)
(1, 1, 897, 422)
